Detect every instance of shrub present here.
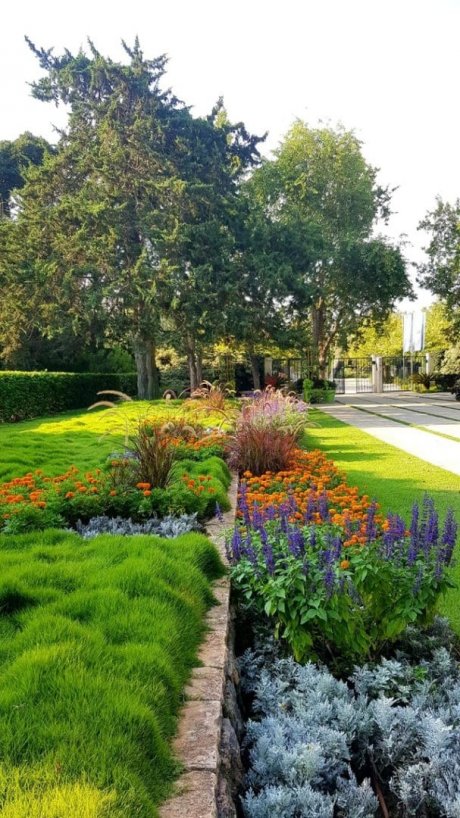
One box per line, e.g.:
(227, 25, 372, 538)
(230, 494, 457, 664)
(0, 372, 137, 422)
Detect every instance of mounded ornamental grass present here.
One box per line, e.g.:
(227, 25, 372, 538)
(304, 408, 460, 630)
(0, 529, 224, 817)
(0, 400, 228, 483)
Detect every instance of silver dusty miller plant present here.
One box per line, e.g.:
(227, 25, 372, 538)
(74, 513, 200, 539)
(239, 619, 460, 818)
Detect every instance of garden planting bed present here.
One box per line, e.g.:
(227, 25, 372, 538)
(226, 447, 460, 818)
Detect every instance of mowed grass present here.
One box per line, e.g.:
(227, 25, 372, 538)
(0, 528, 224, 817)
(304, 409, 460, 630)
(0, 400, 226, 482)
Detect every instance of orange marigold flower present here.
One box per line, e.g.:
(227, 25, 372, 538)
(143, 490, 152, 497)
(136, 482, 151, 490)
(65, 491, 75, 499)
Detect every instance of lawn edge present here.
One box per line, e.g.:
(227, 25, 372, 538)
(159, 474, 238, 818)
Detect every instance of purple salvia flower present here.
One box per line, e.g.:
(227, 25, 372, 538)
(305, 493, 316, 523)
(331, 536, 342, 561)
(323, 566, 335, 598)
(309, 527, 317, 550)
(288, 492, 298, 514)
(288, 527, 305, 557)
(252, 502, 264, 530)
(262, 541, 276, 575)
(279, 512, 289, 534)
(318, 492, 330, 522)
(265, 505, 276, 521)
(230, 527, 242, 562)
(365, 501, 378, 542)
(410, 502, 419, 550)
(419, 494, 433, 552)
(215, 502, 224, 522)
(441, 508, 458, 565)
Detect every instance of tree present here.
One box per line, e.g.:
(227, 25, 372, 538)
(418, 198, 460, 334)
(3, 39, 260, 396)
(0, 132, 53, 216)
(252, 122, 412, 374)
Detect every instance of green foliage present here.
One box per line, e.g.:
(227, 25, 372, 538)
(0, 372, 137, 422)
(251, 121, 411, 369)
(418, 198, 460, 330)
(0, 529, 223, 816)
(303, 378, 336, 404)
(0, 132, 53, 217)
(231, 516, 455, 667)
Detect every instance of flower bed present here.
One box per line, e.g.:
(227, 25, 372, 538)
(228, 437, 460, 817)
(0, 431, 231, 533)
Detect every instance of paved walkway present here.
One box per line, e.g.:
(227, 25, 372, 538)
(320, 392, 460, 477)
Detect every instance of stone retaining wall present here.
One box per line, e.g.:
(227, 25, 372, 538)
(160, 476, 241, 818)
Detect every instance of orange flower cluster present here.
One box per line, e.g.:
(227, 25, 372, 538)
(167, 431, 228, 452)
(181, 474, 216, 495)
(240, 448, 382, 547)
(0, 466, 107, 520)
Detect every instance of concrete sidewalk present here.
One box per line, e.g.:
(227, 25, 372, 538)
(320, 399, 460, 477)
(330, 393, 460, 442)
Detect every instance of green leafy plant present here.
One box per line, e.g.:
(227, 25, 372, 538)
(230, 499, 457, 666)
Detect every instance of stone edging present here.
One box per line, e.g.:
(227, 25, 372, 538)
(160, 475, 239, 818)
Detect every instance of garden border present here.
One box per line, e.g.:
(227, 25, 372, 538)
(160, 474, 239, 818)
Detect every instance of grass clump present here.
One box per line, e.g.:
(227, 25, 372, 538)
(0, 529, 224, 816)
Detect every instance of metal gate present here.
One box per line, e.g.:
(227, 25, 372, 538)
(382, 355, 424, 392)
(330, 358, 373, 394)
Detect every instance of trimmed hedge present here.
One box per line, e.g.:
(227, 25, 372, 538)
(0, 372, 137, 422)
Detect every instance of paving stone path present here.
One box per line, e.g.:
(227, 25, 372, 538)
(320, 392, 460, 477)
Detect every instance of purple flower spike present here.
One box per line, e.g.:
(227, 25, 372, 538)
(262, 541, 276, 575)
(318, 492, 330, 522)
(365, 501, 378, 542)
(252, 502, 264, 530)
(230, 527, 242, 562)
(324, 566, 335, 598)
(441, 508, 458, 565)
(215, 502, 224, 522)
(305, 493, 316, 523)
(288, 527, 305, 557)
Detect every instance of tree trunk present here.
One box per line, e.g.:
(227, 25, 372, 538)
(133, 337, 159, 399)
(249, 352, 261, 390)
(311, 302, 328, 379)
(186, 334, 200, 391)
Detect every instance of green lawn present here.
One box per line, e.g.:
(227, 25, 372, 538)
(304, 409, 460, 630)
(0, 400, 224, 483)
(0, 529, 223, 818)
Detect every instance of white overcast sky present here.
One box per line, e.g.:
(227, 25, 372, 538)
(2, 0, 460, 307)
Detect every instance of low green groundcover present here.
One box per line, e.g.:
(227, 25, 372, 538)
(0, 529, 224, 817)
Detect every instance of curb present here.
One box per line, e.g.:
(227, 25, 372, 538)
(160, 475, 239, 818)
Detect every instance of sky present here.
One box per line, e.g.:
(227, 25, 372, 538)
(2, 0, 459, 309)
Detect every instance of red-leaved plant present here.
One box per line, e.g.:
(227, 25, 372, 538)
(228, 423, 297, 475)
